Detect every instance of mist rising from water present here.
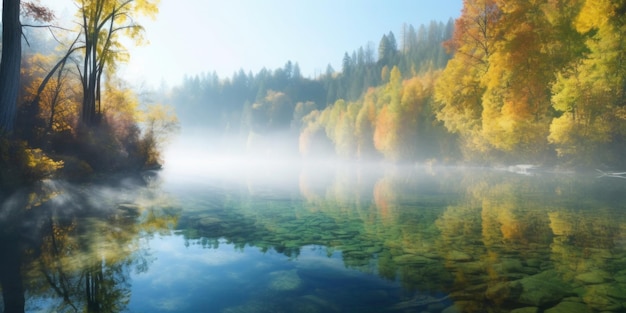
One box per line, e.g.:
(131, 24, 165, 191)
(162, 130, 345, 178)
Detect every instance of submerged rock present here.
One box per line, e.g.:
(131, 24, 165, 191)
(293, 295, 340, 313)
(525, 258, 542, 269)
(393, 254, 436, 265)
(456, 261, 486, 275)
(501, 259, 524, 270)
(582, 283, 626, 311)
(441, 300, 477, 313)
(486, 270, 574, 307)
(544, 300, 591, 313)
(614, 274, 626, 283)
(516, 270, 574, 306)
(447, 250, 473, 262)
(485, 281, 523, 302)
(392, 293, 450, 310)
(575, 270, 610, 284)
(510, 307, 539, 313)
(268, 269, 302, 291)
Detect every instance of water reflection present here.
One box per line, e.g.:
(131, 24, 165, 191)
(173, 165, 626, 312)
(0, 176, 178, 313)
(3, 165, 626, 312)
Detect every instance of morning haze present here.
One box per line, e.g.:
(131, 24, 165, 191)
(2, 1, 626, 313)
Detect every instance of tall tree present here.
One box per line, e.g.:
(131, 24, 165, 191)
(434, 0, 500, 156)
(0, 0, 22, 134)
(549, 0, 626, 164)
(480, 0, 557, 156)
(75, 0, 158, 126)
(378, 34, 390, 63)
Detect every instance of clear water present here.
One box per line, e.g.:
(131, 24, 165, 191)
(2, 161, 626, 313)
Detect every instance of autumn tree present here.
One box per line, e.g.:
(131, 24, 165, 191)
(334, 100, 359, 158)
(479, 0, 564, 158)
(75, 0, 158, 126)
(434, 0, 500, 158)
(299, 110, 333, 158)
(549, 0, 626, 165)
(436, 0, 589, 162)
(22, 53, 80, 138)
(292, 101, 317, 130)
(374, 66, 403, 160)
(354, 89, 378, 159)
(373, 67, 436, 161)
(247, 90, 293, 133)
(139, 103, 179, 168)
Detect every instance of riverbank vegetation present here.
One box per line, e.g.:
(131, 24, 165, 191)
(0, 0, 179, 188)
(168, 0, 626, 169)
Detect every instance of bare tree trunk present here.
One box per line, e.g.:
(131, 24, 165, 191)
(0, 0, 22, 135)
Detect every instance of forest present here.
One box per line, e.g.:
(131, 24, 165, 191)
(168, 20, 455, 159)
(0, 0, 178, 188)
(2, 0, 626, 190)
(167, 0, 626, 168)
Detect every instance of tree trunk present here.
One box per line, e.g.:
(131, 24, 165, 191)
(81, 27, 101, 127)
(0, 234, 25, 313)
(0, 0, 22, 134)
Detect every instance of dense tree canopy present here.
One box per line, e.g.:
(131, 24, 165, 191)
(433, 0, 626, 166)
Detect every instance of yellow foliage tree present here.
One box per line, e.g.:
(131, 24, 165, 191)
(548, 0, 626, 165)
(74, 0, 159, 126)
(479, 0, 564, 158)
(434, 0, 500, 158)
(354, 89, 378, 159)
(140, 103, 180, 168)
(22, 53, 81, 135)
(436, 0, 591, 162)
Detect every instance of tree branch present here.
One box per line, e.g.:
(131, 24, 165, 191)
(31, 35, 83, 109)
(21, 24, 72, 31)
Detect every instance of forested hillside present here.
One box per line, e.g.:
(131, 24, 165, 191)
(169, 0, 626, 168)
(168, 20, 455, 157)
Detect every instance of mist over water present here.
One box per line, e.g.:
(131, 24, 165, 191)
(4, 130, 626, 313)
(161, 129, 369, 184)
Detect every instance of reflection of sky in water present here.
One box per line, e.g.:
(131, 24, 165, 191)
(128, 234, 399, 313)
(8, 163, 626, 312)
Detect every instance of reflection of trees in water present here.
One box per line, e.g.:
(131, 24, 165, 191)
(177, 166, 626, 311)
(432, 172, 626, 312)
(32, 217, 137, 313)
(180, 166, 459, 291)
(0, 176, 178, 313)
(0, 182, 56, 313)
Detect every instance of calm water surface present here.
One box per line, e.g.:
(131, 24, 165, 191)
(2, 161, 626, 313)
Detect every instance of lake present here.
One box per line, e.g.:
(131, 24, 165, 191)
(1, 159, 626, 313)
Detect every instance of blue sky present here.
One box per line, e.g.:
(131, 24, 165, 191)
(52, 0, 463, 87)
